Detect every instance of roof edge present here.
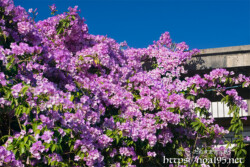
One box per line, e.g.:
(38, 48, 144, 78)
(199, 45, 250, 55)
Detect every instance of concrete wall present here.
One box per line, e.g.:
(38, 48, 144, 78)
(187, 45, 250, 70)
(185, 45, 250, 126)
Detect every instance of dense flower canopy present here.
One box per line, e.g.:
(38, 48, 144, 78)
(0, 0, 249, 166)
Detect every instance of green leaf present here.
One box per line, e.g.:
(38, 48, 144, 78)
(6, 56, 15, 70)
(105, 129, 113, 136)
(7, 144, 14, 150)
(115, 136, 120, 144)
(51, 144, 56, 152)
(19, 142, 25, 154)
(23, 136, 28, 144)
(242, 82, 246, 88)
(70, 145, 74, 151)
(94, 57, 100, 65)
(21, 86, 29, 95)
(70, 95, 74, 102)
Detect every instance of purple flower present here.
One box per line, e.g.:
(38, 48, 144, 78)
(58, 128, 66, 137)
(119, 147, 136, 159)
(11, 83, 23, 98)
(98, 134, 113, 148)
(241, 117, 247, 121)
(110, 149, 117, 157)
(197, 98, 211, 110)
(41, 131, 54, 143)
(30, 141, 45, 160)
(49, 4, 57, 14)
(74, 155, 81, 161)
(17, 21, 32, 34)
(0, 73, 7, 86)
(65, 84, 76, 91)
(37, 125, 43, 130)
(48, 153, 62, 162)
(245, 136, 250, 141)
(40, 115, 54, 128)
(226, 89, 238, 97)
(0, 0, 248, 166)
(147, 151, 156, 157)
(226, 89, 248, 112)
(201, 164, 209, 167)
(0, 146, 24, 166)
(28, 8, 33, 13)
(119, 147, 130, 156)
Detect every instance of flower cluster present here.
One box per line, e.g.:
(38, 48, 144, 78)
(0, 146, 24, 167)
(226, 89, 248, 112)
(0, 0, 249, 166)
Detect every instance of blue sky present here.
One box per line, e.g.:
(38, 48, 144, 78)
(15, 0, 250, 49)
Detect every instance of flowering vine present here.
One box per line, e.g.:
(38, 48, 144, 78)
(0, 0, 249, 166)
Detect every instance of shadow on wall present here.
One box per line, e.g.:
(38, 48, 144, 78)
(185, 56, 207, 71)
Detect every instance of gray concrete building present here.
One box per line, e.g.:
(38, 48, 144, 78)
(185, 45, 250, 155)
(186, 45, 250, 119)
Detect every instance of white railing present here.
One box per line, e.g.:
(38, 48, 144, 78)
(208, 100, 249, 118)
